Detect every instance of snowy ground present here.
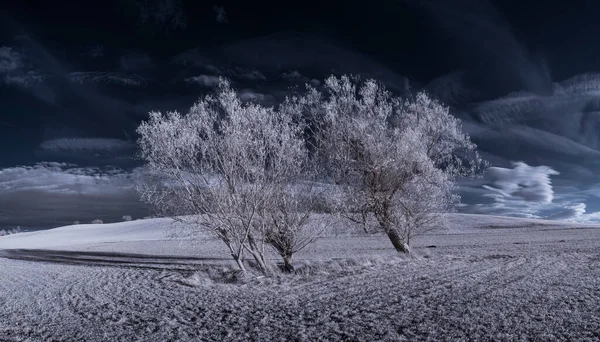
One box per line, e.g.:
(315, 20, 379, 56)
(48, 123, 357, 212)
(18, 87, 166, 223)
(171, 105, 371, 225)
(0, 214, 599, 341)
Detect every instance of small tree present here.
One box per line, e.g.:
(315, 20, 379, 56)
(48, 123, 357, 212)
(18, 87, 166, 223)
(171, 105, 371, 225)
(122, 215, 133, 222)
(136, 78, 310, 274)
(264, 183, 330, 272)
(302, 76, 485, 253)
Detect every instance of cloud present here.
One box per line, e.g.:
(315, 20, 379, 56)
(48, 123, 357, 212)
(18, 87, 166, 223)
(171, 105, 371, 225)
(40, 138, 134, 153)
(215, 32, 407, 92)
(423, 71, 472, 105)
(184, 75, 221, 87)
(238, 89, 273, 103)
(213, 6, 228, 24)
(0, 162, 138, 195)
(68, 71, 147, 87)
(483, 161, 559, 203)
(411, 0, 551, 96)
(4, 70, 45, 87)
(0, 46, 22, 72)
(554, 73, 600, 96)
(233, 68, 266, 81)
(281, 70, 309, 83)
(458, 162, 600, 222)
(0, 45, 45, 88)
(544, 203, 586, 220)
(0, 163, 148, 229)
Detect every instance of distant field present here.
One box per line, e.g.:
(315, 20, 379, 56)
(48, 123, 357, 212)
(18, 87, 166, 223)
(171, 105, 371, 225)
(0, 214, 599, 341)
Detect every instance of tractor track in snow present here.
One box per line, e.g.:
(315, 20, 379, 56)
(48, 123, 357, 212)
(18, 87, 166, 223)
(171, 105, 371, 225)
(1, 232, 599, 341)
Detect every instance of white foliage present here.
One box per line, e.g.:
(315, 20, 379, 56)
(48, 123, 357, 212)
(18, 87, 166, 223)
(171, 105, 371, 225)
(136, 78, 311, 273)
(292, 75, 484, 252)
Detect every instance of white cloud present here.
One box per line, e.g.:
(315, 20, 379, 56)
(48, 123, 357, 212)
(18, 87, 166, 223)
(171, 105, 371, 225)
(212, 6, 228, 24)
(554, 73, 600, 96)
(483, 161, 559, 203)
(184, 75, 221, 87)
(545, 203, 586, 220)
(0, 162, 140, 194)
(238, 89, 272, 103)
(0, 163, 148, 229)
(457, 162, 600, 222)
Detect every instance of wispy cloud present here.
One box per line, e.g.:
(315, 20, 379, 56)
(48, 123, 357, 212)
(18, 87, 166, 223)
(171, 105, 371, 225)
(238, 89, 273, 103)
(212, 5, 228, 24)
(0, 46, 21, 72)
(281, 70, 308, 83)
(184, 75, 221, 87)
(0, 163, 148, 229)
(233, 68, 266, 81)
(411, 0, 551, 95)
(4, 70, 45, 87)
(0, 45, 45, 88)
(423, 71, 472, 105)
(40, 138, 135, 153)
(459, 162, 600, 222)
(68, 71, 147, 87)
(0, 162, 139, 195)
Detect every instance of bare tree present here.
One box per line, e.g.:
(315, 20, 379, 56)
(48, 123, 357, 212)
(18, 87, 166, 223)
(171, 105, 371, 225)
(136, 78, 309, 274)
(300, 75, 485, 253)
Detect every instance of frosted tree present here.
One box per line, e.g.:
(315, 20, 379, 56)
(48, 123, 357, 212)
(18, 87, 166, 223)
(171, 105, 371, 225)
(305, 75, 485, 253)
(136, 78, 310, 274)
(264, 183, 331, 272)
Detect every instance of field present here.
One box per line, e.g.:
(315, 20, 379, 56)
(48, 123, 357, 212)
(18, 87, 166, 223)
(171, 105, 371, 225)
(0, 214, 599, 341)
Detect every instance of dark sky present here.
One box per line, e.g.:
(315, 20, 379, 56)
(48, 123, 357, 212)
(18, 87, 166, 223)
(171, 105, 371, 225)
(1, 0, 600, 230)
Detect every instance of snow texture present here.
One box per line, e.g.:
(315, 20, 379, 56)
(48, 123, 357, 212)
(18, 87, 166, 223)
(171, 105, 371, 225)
(0, 214, 599, 341)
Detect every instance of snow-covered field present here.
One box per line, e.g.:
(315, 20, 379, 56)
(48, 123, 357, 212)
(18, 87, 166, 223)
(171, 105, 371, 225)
(0, 214, 599, 341)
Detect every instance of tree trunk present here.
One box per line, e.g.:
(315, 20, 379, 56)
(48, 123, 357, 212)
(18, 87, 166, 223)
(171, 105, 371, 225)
(282, 254, 294, 272)
(386, 229, 410, 253)
(232, 254, 247, 273)
(247, 235, 270, 275)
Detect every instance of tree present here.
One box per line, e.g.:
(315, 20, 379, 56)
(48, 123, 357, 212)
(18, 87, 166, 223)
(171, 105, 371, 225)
(301, 75, 485, 253)
(136, 78, 310, 274)
(265, 183, 330, 272)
